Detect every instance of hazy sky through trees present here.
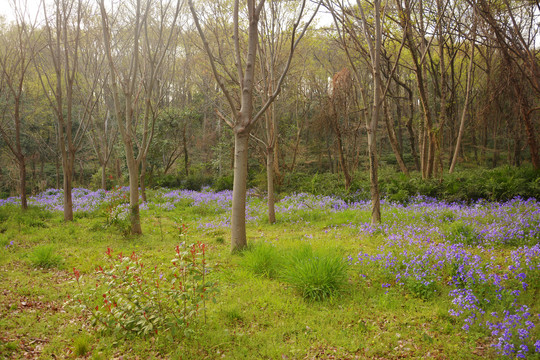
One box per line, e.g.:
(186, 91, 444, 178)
(0, 0, 335, 27)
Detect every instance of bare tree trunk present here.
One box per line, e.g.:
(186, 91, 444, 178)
(101, 165, 107, 190)
(231, 131, 249, 252)
(63, 166, 73, 221)
(359, 0, 383, 224)
(518, 94, 540, 169)
(266, 147, 276, 224)
(126, 146, 142, 234)
(383, 99, 409, 175)
(367, 124, 381, 224)
(449, 13, 476, 173)
(189, 0, 320, 252)
(289, 113, 306, 172)
(140, 159, 147, 203)
(333, 119, 352, 189)
(19, 157, 27, 209)
(55, 155, 60, 189)
(182, 122, 189, 176)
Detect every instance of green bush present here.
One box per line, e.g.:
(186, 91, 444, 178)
(280, 245, 348, 301)
(154, 174, 182, 188)
(213, 175, 233, 192)
(182, 173, 213, 191)
(71, 243, 218, 338)
(29, 245, 63, 269)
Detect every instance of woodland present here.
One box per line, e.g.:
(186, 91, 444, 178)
(0, 0, 540, 359)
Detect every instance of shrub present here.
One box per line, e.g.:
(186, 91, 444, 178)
(102, 188, 131, 235)
(71, 243, 217, 338)
(213, 175, 233, 192)
(182, 173, 213, 191)
(29, 245, 63, 269)
(280, 245, 348, 301)
(241, 242, 282, 279)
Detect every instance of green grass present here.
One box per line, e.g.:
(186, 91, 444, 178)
(73, 334, 91, 357)
(280, 245, 348, 301)
(28, 245, 63, 269)
(0, 193, 526, 359)
(240, 241, 283, 278)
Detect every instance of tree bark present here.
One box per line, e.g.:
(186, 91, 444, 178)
(126, 143, 142, 234)
(266, 146, 276, 224)
(19, 157, 27, 209)
(231, 131, 249, 252)
(449, 14, 476, 173)
(101, 165, 107, 190)
(383, 99, 409, 176)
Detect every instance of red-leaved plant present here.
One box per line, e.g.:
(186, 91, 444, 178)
(70, 243, 217, 338)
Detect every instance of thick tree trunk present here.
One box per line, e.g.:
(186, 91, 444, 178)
(231, 131, 249, 252)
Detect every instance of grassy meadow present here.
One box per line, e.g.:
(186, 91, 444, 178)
(0, 187, 539, 359)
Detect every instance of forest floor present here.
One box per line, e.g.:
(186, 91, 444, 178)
(0, 188, 539, 359)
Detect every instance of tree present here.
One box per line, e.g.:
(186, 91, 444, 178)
(37, 0, 98, 221)
(0, 6, 39, 210)
(189, 0, 321, 251)
(471, 0, 540, 169)
(99, 0, 183, 233)
(449, 8, 477, 173)
(328, 0, 405, 223)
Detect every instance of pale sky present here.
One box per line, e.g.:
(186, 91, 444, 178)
(0, 0, 334, 27)
(0, 0, 44, 25)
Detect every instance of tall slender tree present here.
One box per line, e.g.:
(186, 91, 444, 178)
(99, 0, 183, 234)
(189, 0, 321, 251)
(0, 4, 39, 210)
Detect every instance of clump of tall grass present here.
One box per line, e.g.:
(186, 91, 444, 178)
(241, 243, 349, 301)
(280, 246, 348, 301)
(29, 245, 63, 269)
(240, 242, 282, 279)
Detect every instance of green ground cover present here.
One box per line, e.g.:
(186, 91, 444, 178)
(0, 188, 539, 359)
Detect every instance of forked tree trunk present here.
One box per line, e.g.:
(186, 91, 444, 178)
(231, 131, 249, 252)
